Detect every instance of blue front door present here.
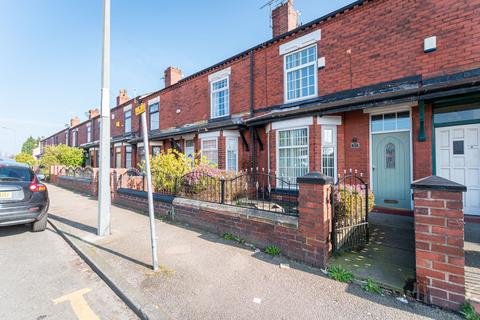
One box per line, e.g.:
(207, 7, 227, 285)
(372, 131, 411, 209)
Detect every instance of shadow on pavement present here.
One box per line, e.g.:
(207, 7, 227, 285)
(0, 224, 31, 237)
(49, 214, 97, 235)
(48, 225, 152, 269)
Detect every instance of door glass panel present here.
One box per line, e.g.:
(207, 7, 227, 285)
(385, 143, 395, 169)
(434, 104, 480, 124)
(453, 140, 464, 155)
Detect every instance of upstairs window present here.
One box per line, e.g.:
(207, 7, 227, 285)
(149, 103, 159, 131)
(87, 123, 92, 142)
(211, 78, 229, 119)
(284, 45, 317, 102)
(124, 110, 132, 133)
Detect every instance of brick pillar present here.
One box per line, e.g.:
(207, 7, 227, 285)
(297, 172, 333, 268)
(412, 175, 467, 311)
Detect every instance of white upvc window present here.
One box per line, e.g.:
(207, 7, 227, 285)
(87, 122, 92, 142)
(277, 127, 309, 187)
(321, 126, 337, 179)
(210, 77, 229, 118)
(284, 45, 317, 103)
(149, 103, 159, 131)
(72, 130, 78, 146)
(124, 110, 132, 133)
(226, 137, 238, 172)
(201, 138, 218, 166)
(125, 145, 132, 169)
(185, 139, 195, 160)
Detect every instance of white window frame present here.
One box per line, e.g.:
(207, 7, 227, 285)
(283, 44, 318, 103)
(225, 136, 238, 172)
(72, 129, 78, 147)
(125, 145, 132, 169)
(208, 67, 232, 119)
(149, 102, 159, 131)
(124, 110, 132, 133)
(276, 127, 309, 188)
(201, 138, 218, 167)
(185, 139, 195, 160)
(87, 122, 92, 142)
(321, 125, 337, 180)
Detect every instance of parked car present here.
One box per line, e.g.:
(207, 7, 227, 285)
(0, 160, 49, 231)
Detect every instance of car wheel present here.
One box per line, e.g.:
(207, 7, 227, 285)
(32, 214, 48, 232)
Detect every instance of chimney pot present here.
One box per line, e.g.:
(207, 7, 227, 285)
(271, 0, 299, 38)
(89, 108, 100, 119)
(116, 89, 130, 106)
(70, 117, 81, 128)
(164, 67, 183, 87)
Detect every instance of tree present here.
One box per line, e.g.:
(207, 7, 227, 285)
(21, 136, 40, 155)
(14, 152, 37, 167)
(39, 145, 85, 174)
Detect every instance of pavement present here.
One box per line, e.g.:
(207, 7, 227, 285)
(465, 222, 480, 305)
(0, 224, 136, 320)
(329, 213, 416, 293)
(45, 184, 462, 320)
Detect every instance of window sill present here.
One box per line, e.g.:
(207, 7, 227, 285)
(284, 94, 318, 105)
(208, 115, 231, 123)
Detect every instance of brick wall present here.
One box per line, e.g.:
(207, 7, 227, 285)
(412, 176, 467, 311)
(57, 176, 98, 197)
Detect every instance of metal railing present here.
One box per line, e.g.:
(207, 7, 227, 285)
(118, 168, 299, 216)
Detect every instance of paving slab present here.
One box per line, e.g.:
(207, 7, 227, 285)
(46, 184, 461, 320)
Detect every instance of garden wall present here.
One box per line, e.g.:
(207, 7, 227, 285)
(113, 172, 334, 268)
(57, 176, 97, 197)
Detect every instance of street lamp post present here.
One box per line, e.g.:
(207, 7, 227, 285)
(97, 0, 111, 236)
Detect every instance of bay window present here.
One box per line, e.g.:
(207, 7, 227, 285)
(277, 128, 309, 186)
(226, 137, 238, 172)
(201, 138, 218, 166)
(125, 145, 132, 169)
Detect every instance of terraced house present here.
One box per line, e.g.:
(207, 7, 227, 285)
(41, 0, 480, 217)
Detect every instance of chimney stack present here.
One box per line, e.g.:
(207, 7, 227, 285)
(271, 0, 299, 38)
(164, 67, 183, 87)
(116, 89, 129, 106)
(89, 108, 100, 119)
(70, 116, 81, 127)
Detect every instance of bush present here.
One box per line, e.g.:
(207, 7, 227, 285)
(362, 278, 383, 294)
(461, 302, 480, 320)
(39, 144, 84, 175)
(333, 184, 375, 222)
(14, 153, 37, 167)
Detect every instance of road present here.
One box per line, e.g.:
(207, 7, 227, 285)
(0, 223, 137, 320)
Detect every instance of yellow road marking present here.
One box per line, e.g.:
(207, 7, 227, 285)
(53, 288, 99, 320)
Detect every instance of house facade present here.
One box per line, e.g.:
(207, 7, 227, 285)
(41, 0, 480, 216)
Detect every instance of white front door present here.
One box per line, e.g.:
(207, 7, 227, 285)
(435, 124, 480, 215)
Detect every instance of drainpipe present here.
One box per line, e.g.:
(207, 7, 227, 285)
(249, 49, 256, 170)
(418, 100, 426, 142)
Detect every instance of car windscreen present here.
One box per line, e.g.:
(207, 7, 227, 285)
(0, 166, 33, 182)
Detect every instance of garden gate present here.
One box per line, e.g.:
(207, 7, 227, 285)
(331, 170, 371, 254)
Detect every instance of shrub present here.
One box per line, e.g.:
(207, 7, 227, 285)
(327, 265, 354, 283)
(333, 184, 375, 221)
(14, 152, 37, 167)
(461, 302, 480, 320)
(39, 145, 84, 175)
(264, 245, 281, 256)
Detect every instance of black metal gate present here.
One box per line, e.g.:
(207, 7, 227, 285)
(331, 170, 370, 254)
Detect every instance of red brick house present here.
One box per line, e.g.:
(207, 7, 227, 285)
(41, 0, 480, 216)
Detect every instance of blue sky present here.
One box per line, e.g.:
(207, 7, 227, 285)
(0, 0, 353, 156)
